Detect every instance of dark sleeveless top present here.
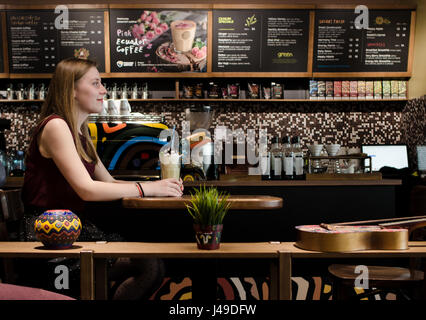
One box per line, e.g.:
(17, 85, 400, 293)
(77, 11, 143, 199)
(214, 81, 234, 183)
(22, 114, 96, 214)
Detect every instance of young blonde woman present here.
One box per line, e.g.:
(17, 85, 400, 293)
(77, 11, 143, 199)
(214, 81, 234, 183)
(21, 58, 182, 299)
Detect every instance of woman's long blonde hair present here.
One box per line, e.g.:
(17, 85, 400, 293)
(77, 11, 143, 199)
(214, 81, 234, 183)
(38, 57, 98, 164)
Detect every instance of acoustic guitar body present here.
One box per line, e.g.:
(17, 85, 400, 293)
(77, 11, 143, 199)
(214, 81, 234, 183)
(295, 225, 409, 252)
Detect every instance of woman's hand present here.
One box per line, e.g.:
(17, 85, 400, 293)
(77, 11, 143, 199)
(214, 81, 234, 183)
(141, 178, 184, 197)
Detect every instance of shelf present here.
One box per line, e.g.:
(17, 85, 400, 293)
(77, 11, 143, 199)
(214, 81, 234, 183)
(0, 99, 44, 102)
(4, 72, 413, 79)
(0, 98, 408, 103)
(177, 98, 408, 102)
(307, 155, 369, 160)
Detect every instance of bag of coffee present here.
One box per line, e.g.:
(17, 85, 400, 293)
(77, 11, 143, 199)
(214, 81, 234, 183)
(183, 85, 193, 99)
(263, 87, 271, 99)
(194, 83, 204, 98)
(248, 83, 260, 99)
(228, 83, 240, 99)
(208, 82, 220, 98)
(271, 82, 283, 99)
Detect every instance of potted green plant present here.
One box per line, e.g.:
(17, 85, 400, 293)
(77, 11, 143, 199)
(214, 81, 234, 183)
(186, 186, 231, 250)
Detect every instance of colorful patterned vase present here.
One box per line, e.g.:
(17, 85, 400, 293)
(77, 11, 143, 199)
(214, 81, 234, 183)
(193, 224, 223, 250)
(34, 210, 82, 249)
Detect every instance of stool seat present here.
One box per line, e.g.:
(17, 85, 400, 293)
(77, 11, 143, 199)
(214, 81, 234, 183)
(328, 264, 424, 300)
(329, 264, 424, 283)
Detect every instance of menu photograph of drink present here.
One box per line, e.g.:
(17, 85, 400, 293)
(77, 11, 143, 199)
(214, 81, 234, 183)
(6, 9, 106, 73)
(313, 9, 412, 73)
(212, 10, 310, 72)
(110, 9, 207, 73)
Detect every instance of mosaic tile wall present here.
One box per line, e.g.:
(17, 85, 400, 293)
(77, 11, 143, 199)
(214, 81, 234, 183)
(0, 97, 424, 168)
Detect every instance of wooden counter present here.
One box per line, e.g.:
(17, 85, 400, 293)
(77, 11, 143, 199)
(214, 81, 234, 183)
(278, 241, 426, 300)
(3, 241, 426, 300)
(0, 242, 95, 300)
(184, 179, 402, 187)
(3, 176, 405, 242)
(1, 176, 402, 190)
(122, 195, 283, 210)
(2, 177, 24, 189)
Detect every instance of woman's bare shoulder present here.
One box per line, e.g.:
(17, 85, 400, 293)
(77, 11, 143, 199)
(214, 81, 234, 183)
(42, 117, 70, 135)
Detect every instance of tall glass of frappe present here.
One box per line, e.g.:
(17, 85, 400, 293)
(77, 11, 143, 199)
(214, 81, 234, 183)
(159, 151, 181, 180)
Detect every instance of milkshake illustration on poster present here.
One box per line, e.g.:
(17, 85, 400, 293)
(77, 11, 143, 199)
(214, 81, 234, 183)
(110, 9, 208, 72)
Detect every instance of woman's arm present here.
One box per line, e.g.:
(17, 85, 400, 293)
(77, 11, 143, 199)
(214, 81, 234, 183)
(93, 152, 184, 196)
(39, 118, 182, 201)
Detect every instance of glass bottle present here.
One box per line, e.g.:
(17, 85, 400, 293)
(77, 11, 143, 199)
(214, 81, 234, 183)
(292, 136, 305, 180)
(270, 136, 282, 180)
(260, 143, 271, 181)
(111, 83, 118, 100)
(38, 83, 46, 100)
(6, 83, 13, 100)
(16, 83, 24, 100)
(27, 83, 35, 100)
(282, 136, 294, 180)
(0, 149, 8, 176)
(131, 83, 139, 99)
(11, 150, 25, 177)
(121, 83, 128, 99)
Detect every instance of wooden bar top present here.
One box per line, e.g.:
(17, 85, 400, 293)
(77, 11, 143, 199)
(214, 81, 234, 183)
(82, 242, 280, 258)
(2, 241, 425, 258)
(184, 179, 402, 187)
(278, 241, 426, 258)
(122, 195, 283, 210)
(0, 242, 85, 258)
(2, 177, 401, 190)
(0, 241, 280, 258)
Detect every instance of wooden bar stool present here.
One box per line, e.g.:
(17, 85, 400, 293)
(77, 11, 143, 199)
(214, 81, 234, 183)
(328, 264, 424, 300)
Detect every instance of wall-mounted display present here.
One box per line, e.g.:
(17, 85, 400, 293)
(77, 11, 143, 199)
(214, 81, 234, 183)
(313, 9, 412, 73)
(109, 9, 208, 73)
(0, 6, 416, 78)
(212, 9, 310, 73)
(6, 8, 106, 73)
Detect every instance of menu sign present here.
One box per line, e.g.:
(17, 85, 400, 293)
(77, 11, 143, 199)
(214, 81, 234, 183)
(212, 10, 310, 72)
(7, 9, 106, 73)
(313, 10, 412, 73)
(109, 9, 208, 73)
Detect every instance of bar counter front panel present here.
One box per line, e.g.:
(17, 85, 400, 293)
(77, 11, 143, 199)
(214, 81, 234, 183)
(86, 179, 401, 243)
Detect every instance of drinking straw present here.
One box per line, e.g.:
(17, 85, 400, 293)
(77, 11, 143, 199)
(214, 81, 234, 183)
(171, 125, 176, 153)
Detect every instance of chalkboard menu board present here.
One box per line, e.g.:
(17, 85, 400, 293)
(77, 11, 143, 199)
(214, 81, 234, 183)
(109, 9, 208, 73)
(313, 10, 412, 73)
(6, 9, 106, 73)
(212, 10, 310, 72)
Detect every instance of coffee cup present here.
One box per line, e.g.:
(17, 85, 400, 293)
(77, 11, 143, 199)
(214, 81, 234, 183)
(120, 99, 131, 115)
(107, 99, 119, 115)
(100, 100, 108, 115)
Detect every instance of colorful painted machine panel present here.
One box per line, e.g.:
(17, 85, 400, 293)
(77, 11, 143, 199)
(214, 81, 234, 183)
(88, 121, 168, 172)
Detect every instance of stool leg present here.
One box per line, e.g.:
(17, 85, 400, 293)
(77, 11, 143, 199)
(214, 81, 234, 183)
(332, 279, 341, 300)
(332, 279, 354, 300)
